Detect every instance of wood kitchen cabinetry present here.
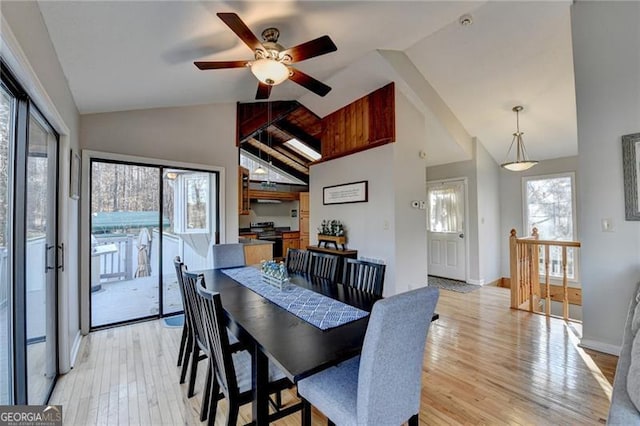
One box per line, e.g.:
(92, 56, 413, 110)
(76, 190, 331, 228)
(321, 83, 395, 161)
(299, 192, 310, 249)
(248, 189, 299, 201)
(243, 242, 273, 265)
(238, 166, 250, 215)
(282, 231, 300, 257)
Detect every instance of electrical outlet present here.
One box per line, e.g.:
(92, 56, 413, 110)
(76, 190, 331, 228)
(383, 220, 389, 230)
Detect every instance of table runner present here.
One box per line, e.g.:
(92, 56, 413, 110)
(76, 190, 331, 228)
(221, 266, 369, 330)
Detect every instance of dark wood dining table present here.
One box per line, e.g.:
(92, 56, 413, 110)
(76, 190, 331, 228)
(196, 268, 380, 426)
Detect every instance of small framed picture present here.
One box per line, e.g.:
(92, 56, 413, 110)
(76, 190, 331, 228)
(70, 150, 80, 200)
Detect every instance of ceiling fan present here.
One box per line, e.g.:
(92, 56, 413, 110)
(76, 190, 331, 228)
(194, 13, 337, 100)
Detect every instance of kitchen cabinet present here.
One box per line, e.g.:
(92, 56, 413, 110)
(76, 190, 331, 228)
(242, 241, 273, 265)
(320, 83, 395, 161)
(239, 166, 250, 215)
(299, 192, 310, 249)
(249, 189, 299, 201)
(282, 231, 300, 258)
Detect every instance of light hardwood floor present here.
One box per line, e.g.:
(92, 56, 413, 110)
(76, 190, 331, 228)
(50, 285, 617, 425)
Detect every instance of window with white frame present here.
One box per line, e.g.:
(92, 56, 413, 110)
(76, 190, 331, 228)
(523, 173, 577, 279)
(427, 181, 464, 233)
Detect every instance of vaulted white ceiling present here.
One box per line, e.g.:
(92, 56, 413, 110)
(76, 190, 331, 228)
(37, 0, 577, 166)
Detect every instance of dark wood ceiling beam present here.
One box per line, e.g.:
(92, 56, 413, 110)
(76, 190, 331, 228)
(246, 138, 309, 174)
(272, 120, 321, 153)
(273, 145, 309, 167)
(253, 129, 287, 148)
(237, 101, 301, 144)
(241, 144, 309, 183)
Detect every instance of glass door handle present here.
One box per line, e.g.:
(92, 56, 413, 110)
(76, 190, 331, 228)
(45, 244, 55, 272)
(57, 243, 64, 271)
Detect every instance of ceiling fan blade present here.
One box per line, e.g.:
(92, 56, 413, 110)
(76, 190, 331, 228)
(282, 35, 337, 63)
(288, 67, 331, 97)
(255, 82, 272, 100)
(217, 13, 263, 52)
(194, 60, 249, 70)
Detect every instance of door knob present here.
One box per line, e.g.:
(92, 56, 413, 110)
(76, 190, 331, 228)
(459, 233, 464, 238)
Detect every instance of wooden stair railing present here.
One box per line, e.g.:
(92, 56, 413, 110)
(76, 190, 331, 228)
(509, 228, 581, 320)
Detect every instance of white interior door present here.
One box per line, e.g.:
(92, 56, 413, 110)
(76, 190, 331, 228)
(427, 180, 466, 281)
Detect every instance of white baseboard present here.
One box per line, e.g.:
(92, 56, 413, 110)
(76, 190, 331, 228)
(467, 278, 485, 286)
(70, 330, 83, 367)
(580, 338, 621, 356)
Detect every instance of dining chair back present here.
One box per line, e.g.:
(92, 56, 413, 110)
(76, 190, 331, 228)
(342, 259, 386, 297)
(194, 278, 300, 425)
(357, 286, 439, 424)
(285, 248, 309, 274)
(181, 268, 210, 398)
(173, 257, 191, 376)
(195, 280, 239, 402)
(297, 286, 440, 426)
(308, 252, 339, 282)
(211, 243, 245, 269)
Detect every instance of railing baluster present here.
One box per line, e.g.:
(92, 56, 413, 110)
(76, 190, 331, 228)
(509, 229, 580, 321)
(544, 245, 550, 316)
(562, 246, 568, 320)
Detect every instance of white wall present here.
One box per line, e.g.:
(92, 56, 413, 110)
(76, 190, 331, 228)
(80, 104, 239, 241)
(426, 138, 502, 285)
(427, 154, 480, 282)
(498, 156, 579, 277)
(475, 139, 501, 284)
(2, 1, 81, 372)
(571, 1, 640, 354)
(242, 201, 300, 230)
(310, 145, 397, 294)
(309, 90, 430, 296)
(393, 90, 429, 293)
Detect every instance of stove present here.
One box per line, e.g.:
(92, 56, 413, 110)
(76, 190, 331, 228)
(251, 221, 278, 237)
(251, 222, 283, 257)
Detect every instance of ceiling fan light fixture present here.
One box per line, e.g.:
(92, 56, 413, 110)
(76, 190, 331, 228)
(500, 106, 538, 172)
(250, 58, 289, 86)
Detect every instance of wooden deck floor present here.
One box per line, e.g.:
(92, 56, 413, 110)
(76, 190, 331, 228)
(50, 285, 617, 425)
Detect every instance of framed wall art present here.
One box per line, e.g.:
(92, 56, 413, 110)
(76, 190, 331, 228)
(622, 132, 640, 220)
(323, 181, 368, 205)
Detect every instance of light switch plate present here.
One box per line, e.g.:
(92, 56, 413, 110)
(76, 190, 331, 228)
(601, 218, 614, 232)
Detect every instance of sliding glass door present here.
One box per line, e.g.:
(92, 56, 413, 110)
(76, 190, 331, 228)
(2, 62, 60, 404)
(25, 109, 58, 404)
(0, 80, 14, 405)
(90, 160, 219, 328)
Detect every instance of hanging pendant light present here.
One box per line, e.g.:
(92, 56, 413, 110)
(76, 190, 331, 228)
(253, 129, 267, 175)
(500, 105, 538, 172)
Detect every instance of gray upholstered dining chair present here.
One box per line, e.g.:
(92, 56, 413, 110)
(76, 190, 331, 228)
(342, 258, 386, 297)
(297, 286, 440, 426)
(211, 243, 245, 269)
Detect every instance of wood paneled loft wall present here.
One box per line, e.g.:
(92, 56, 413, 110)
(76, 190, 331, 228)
(320, 82, 395, 161)
(235, 83, 395, 169)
